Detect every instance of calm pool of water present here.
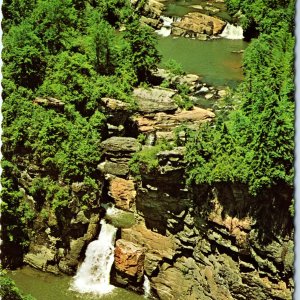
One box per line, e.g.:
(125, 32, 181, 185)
(8, 266, 145, 300)
(157, 36, 248, 88)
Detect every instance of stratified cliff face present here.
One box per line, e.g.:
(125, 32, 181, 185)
(109, 149, 294, 300)
(19, 82, 293, 300)
(100, 84, 293, 300)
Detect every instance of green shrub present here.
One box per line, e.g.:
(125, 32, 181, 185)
(129, 141, 172, 175)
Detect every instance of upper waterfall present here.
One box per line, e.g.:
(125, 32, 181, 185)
(155, 16, 175, 37)
(220, 23, 244, 40)
(70, 219, 117, 295)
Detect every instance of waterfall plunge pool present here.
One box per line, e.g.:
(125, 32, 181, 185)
(8, 266, 145, 300)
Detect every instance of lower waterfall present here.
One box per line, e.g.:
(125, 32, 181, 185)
(143, 275, 151, 298)
(220, 23, 244, 39)
(70, 219, 117, 294)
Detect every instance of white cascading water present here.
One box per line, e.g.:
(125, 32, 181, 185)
(155, 16, 174, 37)
(220, 23, 244, 40)
(70, 219, 117, 294)
(143, 275, 151, 298)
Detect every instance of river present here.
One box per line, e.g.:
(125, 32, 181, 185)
(162, 0, 232, 21)
(8, 266, 144, 300)
(157, 36, 247, 88)
(156, 0, 248, 88)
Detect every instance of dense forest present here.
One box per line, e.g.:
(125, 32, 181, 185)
(185, 0, 294, 196)
(2, 0, 161, 268)
(1, 0, 295, 298)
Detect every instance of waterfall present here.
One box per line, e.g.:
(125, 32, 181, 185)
(143, 275, 151, 298)
(70, 219, 117, 295)
(220, 23, 244, 40)
(106, 203, 118, 216)
(155, 16, 174, 37)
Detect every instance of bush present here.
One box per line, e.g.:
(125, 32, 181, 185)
(129, 141, 172, 176)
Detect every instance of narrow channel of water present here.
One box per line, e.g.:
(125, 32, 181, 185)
(157, 36, 248, 88)
(8, 266, 144, 300)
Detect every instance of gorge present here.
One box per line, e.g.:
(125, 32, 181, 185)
(1, 0, 295, 300)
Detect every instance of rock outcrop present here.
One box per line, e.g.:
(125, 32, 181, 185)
(33, 97, 65, 112)
(114, 239, 146, 282)
(132, 107, 215, 142)
(20, 71, 293, 300)
(133, 87, 178, 113)
(111, 149, 294, 300)
(98, 137, 141, 177)
(108, 177, 136, 211)
(172, 12, 226, 38)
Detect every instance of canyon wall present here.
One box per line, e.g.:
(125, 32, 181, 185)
(21, 83, 294, 300)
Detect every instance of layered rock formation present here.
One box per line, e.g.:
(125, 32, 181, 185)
(172, 12, 226, 38)
(20, 78, 293, 300)
(111, 155, 293, 299)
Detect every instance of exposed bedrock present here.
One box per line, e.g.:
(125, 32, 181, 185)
(19, 84, 293, 300)
(112, 151, 294, 300)
(172, 12, 226, 38)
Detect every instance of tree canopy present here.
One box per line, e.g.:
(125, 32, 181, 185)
(186, 0, 294, 198)
(1, 0, 161, 267)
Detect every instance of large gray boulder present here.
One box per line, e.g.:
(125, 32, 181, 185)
(133, 87, 178, 113)
(101, 137, 141, 155)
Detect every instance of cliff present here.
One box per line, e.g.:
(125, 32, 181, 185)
(19, 82, 294, 300)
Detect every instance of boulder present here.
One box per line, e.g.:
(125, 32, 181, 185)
(172, 12, 226, 37)
(114, 239, 146, 282)
(121, 224, 177, 260)
(133, 87, 178, 113)
(33, 97, 65, 111)
(71, 211, 89, 225)
(142, 0, 165, 18)
(101, 137, 141, 155)
(24, 245, 56, 271)
(108, 177, 136, 211)
(204, 6, 220, 13)
(140, 16, 162, 29)
(132, 107, 215, 141)
(97, 160, 130, 176)
(144, 252, 162, 276)
(65, 238, 86, 268)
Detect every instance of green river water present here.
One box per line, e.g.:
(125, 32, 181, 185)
(157, 37, 248, 88)
(8, 267, 145, 300)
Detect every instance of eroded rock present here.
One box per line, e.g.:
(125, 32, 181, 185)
(101, 137, 141, 155)
(121, 224, 177, 260)
(172, 12, 226, 37)
(114, 239, 146, 282)
(133, 87, 178, 113)
(108, 177, 136, 211)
